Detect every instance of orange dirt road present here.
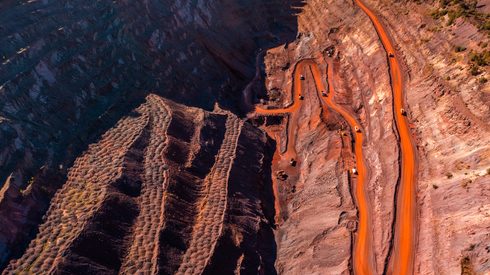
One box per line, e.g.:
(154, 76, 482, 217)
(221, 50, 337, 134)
(255, 59, 374, 274)
(255, 61, 305, 159)
(321, 61, 374, 275)
(354, 1, 418, 274)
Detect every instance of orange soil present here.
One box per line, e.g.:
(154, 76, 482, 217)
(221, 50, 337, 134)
(354, 1, 418, 274)
(322, 60, 375, 275)
(255, 59, 374, 273)
(256, 62, 304, 224)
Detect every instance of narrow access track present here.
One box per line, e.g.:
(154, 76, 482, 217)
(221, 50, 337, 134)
(255, 59, 374, 274)
(353, 1, 418, 274)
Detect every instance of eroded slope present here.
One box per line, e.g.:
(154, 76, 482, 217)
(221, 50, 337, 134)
(2, 94, 276, 274)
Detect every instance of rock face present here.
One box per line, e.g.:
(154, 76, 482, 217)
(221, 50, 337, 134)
(1, 0, 489, 274)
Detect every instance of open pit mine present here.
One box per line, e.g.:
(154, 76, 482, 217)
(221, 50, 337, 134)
(0, 0, 489, 274)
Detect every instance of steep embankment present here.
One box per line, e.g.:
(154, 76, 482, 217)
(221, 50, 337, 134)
(1, 0, 489, 274)
(176, 115, 242, 275)
(257, 0, 488, 274)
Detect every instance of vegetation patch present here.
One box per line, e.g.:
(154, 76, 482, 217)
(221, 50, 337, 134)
(429, 0, 490, 30)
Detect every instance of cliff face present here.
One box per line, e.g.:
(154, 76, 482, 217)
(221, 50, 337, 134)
(1, 0, 489, 274)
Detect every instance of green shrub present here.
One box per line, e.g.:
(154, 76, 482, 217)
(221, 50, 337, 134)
(470, 51, 490, 66)
(480, 20, 490, 31)
(431, 9, 448, 19)
(455, 45, 467, 52)
(470, 65, 481, 75)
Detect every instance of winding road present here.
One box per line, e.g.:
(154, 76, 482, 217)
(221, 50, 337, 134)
(353, 1, 418, 274)
(255, 2, 417, 274)
(255, 59, 374, 274)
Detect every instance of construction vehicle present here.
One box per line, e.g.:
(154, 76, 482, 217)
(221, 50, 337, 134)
(321, 91, 328, 97)
(299, 95, 304, 100)
(300, 74, 305, 80)
(354, 126, 361, 133)
(351, 168, 358, 175)
(290, 158, 297, 167)
(400, 108, 407, 116)
(389, 53, 395, 58)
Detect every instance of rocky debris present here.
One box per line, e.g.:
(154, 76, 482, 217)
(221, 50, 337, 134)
(203, 121, 277, 274)
(2, 95, 276, 274)
(257, 0, 488, 273)
(276, 170, 289, 181)
(119, 95, 172, 274)
(0, 166, 64, 271)
(0, 0, 302, 271)
(176, 116, 243, 275)
(4, 98, 151, 273)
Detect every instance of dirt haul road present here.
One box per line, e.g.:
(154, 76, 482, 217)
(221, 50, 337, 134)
(255, 59, 374, 274)
(354, 1, 418, 274)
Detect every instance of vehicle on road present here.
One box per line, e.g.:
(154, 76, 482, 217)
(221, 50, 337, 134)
(351, 168, 358, 175)
(300, 74, 305, 80)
